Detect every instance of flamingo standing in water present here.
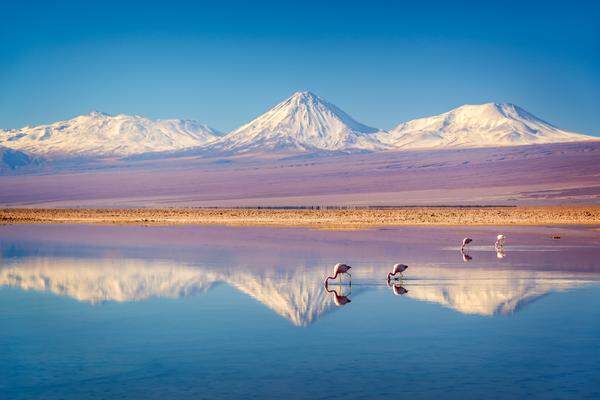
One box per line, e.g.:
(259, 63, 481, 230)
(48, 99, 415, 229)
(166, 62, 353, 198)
(495, 234, 506, 250)
(461, 237, 473, 251)
(324, 263, 352, 286)
(387, 263, 408, 282)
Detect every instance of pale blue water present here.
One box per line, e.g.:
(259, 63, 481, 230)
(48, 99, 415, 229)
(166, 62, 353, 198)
(1, 224, 599, 399)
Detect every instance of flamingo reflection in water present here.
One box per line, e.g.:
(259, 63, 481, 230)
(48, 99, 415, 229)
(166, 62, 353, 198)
(496, 247, 506, 259)
(388, 282, 409, 296)
(461, 249, 473, 262)
(325, 286, 352, 306)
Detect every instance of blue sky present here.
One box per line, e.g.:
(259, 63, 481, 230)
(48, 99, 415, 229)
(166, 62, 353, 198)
(1, 0, 598, 135)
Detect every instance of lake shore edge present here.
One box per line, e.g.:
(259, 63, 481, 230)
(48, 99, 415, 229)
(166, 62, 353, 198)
(1, 206, 599, 229)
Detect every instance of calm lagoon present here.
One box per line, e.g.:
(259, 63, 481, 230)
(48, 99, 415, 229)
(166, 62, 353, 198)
(1, 224, 599, 399)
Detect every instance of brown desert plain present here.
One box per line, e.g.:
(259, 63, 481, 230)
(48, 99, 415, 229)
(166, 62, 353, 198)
(0, 141, 599, 226)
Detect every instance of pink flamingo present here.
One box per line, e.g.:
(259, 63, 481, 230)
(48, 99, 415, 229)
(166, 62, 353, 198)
(461, 237, 472, 251)
(495, 234, 506, 250)
(324, 263, 352, 286)
(387, 263, 408, 282)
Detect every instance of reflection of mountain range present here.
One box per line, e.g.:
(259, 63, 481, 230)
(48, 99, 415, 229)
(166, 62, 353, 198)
(0, 258, 595, 324)
(0, 258, 219, 303)
(0, 258, 342, 326)
(401, 266, 589, 315)
(227, 269, 336, 327)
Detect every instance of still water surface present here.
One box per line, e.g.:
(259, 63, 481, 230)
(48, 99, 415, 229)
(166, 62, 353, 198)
(1, 224, 599, 399)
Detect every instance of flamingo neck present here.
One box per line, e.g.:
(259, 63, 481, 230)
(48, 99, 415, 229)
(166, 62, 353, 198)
(324, 272, 338, 285)
(325, 286, 338, 295)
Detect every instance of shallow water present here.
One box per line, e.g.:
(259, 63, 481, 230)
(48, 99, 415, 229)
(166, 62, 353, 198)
(1, 224, 599, 399)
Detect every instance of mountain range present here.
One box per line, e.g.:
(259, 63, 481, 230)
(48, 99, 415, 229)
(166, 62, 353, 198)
(0, 91, 595, 159)
(378, 102, 593, 149)
(0, 111, 219, 157)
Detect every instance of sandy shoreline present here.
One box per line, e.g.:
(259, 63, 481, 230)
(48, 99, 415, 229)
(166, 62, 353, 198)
(1, 206, 599, 229)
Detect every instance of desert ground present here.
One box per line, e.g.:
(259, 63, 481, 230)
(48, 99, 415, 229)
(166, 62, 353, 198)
(1, 142, 599, 208)
(2, 206, 599, 228)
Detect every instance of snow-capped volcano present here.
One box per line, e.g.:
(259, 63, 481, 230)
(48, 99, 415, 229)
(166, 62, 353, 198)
(378, 102, 595, 149)
(0, 111, 219, 157)
(212, 91, 384, 152)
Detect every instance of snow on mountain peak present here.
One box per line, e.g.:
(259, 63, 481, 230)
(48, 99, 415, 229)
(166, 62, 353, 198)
(212, 91, 384, 152)
(0, 113, 220, 157)
(378, 102, 594, 149)
(290, 90, 316, 98)
(0, 95, 596, 160)
(87, 110, 111, 118)
(451, 102, 540, 123)
(285, 90, 325, 107)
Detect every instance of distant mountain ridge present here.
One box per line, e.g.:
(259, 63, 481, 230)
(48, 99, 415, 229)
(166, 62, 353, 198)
(0, 92, 596, 159)
(377, 102, 593, 149)
(0, 111, 220, 157)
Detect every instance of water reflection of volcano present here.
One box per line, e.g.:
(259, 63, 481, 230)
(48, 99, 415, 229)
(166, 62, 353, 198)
(0, 258, 597, 324)
(0, 258, 353, 326)
(227, 268, 357, 326)
(402, 266, 590, 315)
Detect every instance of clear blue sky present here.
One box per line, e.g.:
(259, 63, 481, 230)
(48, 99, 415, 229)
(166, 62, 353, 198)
(1, 0, 598, 135)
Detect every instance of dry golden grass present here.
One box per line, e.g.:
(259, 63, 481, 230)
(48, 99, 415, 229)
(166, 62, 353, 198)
(1, 206, 599, 228)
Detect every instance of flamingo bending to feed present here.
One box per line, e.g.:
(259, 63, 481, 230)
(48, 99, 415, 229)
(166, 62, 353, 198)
(461, 237, 472, 251)
(387, 263, 408, 282)
(324, 263, 352, 286)
(495, 234, 506, 249)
